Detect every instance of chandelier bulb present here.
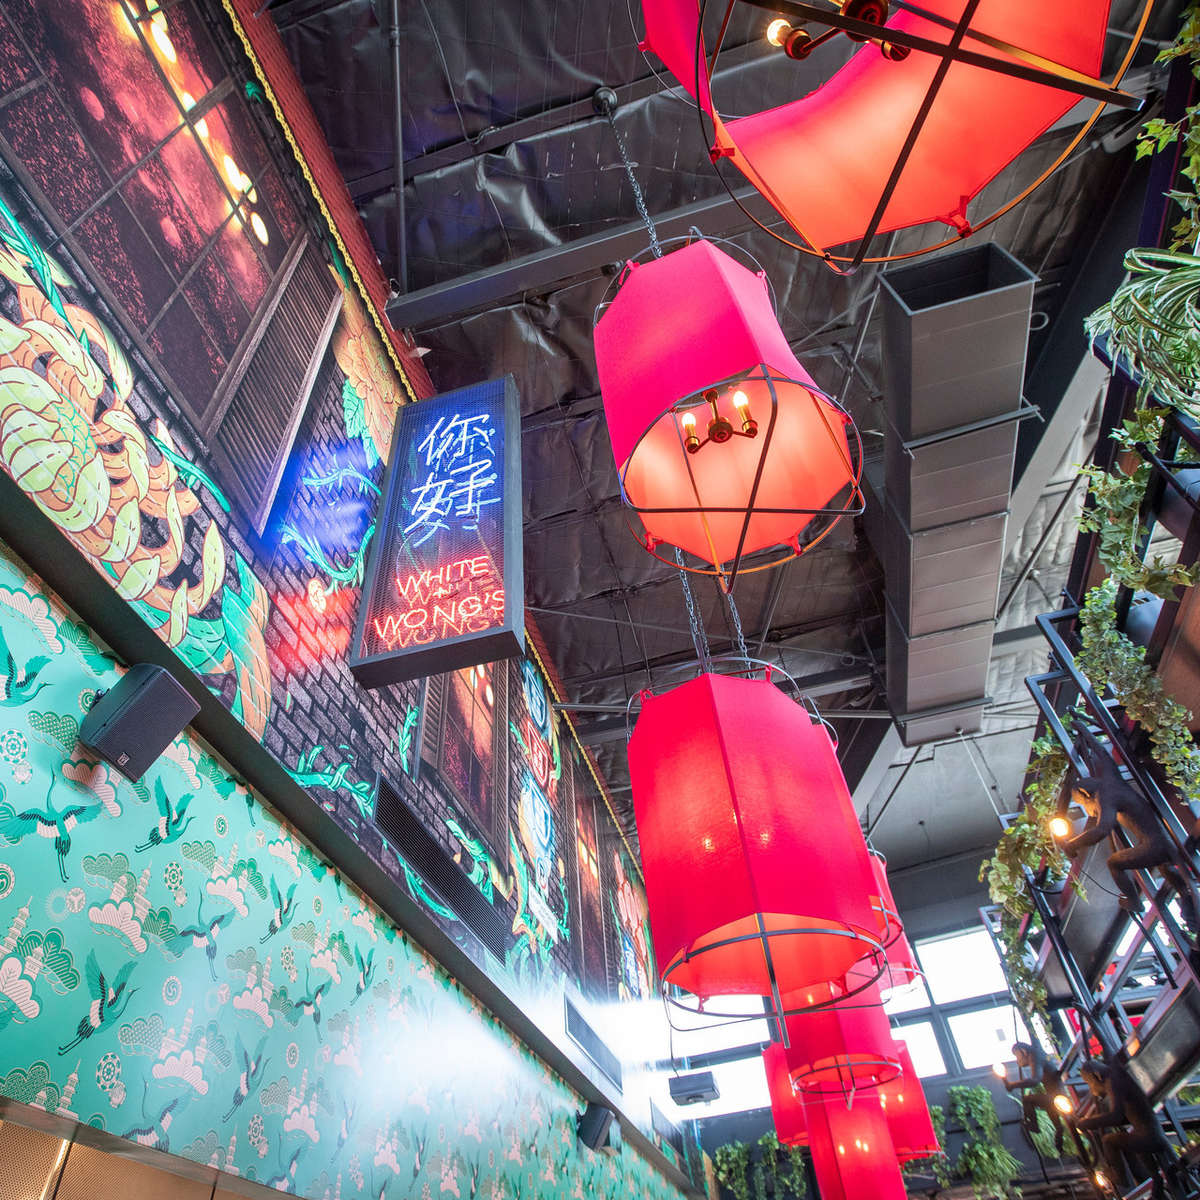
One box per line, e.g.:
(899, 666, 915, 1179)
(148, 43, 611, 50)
(766, 18, 791, 46)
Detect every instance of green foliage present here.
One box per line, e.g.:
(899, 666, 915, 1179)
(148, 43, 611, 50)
(1028, 1107, 1062, 1162)
(981, 732, 1070, 921)
(1134, 4, 1200, 251)
(903, 1103, 951, 1187)
(712, 1134, 807, 1200)
(947, 1086, 1023, 1199)
(1077, 578, 1200, 808)
(1078, 408, 1199, 596)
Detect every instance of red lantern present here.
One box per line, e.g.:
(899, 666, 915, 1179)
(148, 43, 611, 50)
(764, 1043, 808, 1147)
(868, 851, 921, 994)
(783, 982, 901, 1097)
(878, 1042, 940, 1162)
(639, 0, 1145, 268)
(628, 671, 883, 1015)
(594, 239, 861, 578)
(804, 1092, 908, 1200)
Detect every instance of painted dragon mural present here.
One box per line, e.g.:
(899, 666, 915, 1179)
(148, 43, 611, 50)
(0, 538, 688, 1200)
(0, 205, 272, 738)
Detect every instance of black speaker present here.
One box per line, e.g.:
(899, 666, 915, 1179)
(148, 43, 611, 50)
(576, 1102, 616, 1152)
(80, 664, 200, 781)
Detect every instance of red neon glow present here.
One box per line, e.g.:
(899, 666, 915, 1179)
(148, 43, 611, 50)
(371, 554, 504, 650)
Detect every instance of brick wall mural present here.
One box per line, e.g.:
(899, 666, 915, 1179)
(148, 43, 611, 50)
(0, 0, 666, 1153)
(0, 536, 687, 1200)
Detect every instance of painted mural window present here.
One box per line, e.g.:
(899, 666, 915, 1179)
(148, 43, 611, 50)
(442, 665, 498, 836)
(573, 784, 609, 998)
(0, 0, 310, 440)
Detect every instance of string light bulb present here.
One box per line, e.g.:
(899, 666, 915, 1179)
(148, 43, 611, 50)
(1094, 1171, 1109, 1191)
(1053, 1094, 1073, 1115)
(766, 18, 791, 46)
(681, 410, 701, 454)
(732, 389, 757, 436)
(1049, 815, 1071, 839)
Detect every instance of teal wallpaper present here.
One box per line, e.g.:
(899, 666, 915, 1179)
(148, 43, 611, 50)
(0, 537, 689, 1200)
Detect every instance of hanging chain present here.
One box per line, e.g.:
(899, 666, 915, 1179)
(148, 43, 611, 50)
(603, 107, 663, 260)
(724, 586, 751, 667)
(674, 548, 712, 672)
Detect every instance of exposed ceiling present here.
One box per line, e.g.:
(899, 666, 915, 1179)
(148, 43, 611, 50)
(269, 0, 1180, 872)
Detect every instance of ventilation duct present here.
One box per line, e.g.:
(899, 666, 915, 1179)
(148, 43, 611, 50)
(877, 245, 1037, 745)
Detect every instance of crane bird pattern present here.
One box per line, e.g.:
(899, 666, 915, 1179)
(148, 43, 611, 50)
(0, 553, 685, 1200)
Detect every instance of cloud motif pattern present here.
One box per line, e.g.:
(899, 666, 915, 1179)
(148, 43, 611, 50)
(0, 549, 688, 1199)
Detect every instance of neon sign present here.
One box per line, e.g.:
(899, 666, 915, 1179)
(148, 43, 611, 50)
(350, 378, 523, 687)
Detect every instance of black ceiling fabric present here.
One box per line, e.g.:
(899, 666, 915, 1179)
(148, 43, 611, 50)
(273, 0, 1179, 859)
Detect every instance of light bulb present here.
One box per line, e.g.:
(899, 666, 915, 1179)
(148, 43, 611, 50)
(1095, 1171, 1109, 1190)
(732, 389, 749, 411)
(1049, 816, 1071, 839)
(992, 1062, 1007, 1079)
(1053, 1094, 1073, 1115)
(681, 411, 696, 429)
(150, 20, 176, 63)
(250, 212, 269, 245)
(222, 154, 242, 191)
(766, 18, 791, 46)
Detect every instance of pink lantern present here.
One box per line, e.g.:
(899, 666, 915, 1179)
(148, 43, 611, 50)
(627, 671, 883, 1014)
(804, 1091, 908, 1200)
(783, 982, 901, 1097)
(594, 239, 861, 578)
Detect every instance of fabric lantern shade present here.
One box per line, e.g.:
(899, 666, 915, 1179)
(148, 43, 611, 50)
(868, 851, 921, 994)
(628, 671, 882, 1008)
(639, 0, 1119, 261)
(783, 982, 901, 1096)
(804, 1092, 908, 1200)
(764, 1043, 808, 1147)
(594, 239, 859, 575)
(878, 1042, 940, 1162)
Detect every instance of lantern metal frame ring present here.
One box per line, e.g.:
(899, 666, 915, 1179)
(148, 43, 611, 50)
(686, 0, 1156, 272)
(630, 659, 887, 1034)
(614, 364, 866, 583)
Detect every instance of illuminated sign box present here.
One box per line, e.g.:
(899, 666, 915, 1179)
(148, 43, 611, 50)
(350, 376, 523, 687)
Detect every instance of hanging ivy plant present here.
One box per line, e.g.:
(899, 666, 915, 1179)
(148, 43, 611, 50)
(1077, 577, 1200, 806)
(903, 1103, 951, 1188)
(713, 1141, 752, 1200)
(947, 1086, 1023, 1199)
(1078, 408, 1199, 596)
(713, 1134, 808, 1200)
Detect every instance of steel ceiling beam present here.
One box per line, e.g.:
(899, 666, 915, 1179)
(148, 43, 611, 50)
(386, 185, 777, 328)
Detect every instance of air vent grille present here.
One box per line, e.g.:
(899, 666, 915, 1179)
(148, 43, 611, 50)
(374, 776, 508, 961)
(564, 995, 623, 1090)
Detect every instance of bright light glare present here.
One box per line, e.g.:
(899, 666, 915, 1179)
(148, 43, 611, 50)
(1049, 816, 1071, 839)
(992, 1062, 1007, 1079)
(1053, 1094, 1073, 1115)
(766, 18, 791, 46)
(150, 21, 176, 63)
(250, 212, 269, 245)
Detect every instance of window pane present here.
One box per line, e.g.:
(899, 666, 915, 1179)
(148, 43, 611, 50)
(948, 1005, 1029, 1071)
(917, 927, 1008, 1004)
(893, 1021, 946, 1078)
(884, 976, 930, 1016)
